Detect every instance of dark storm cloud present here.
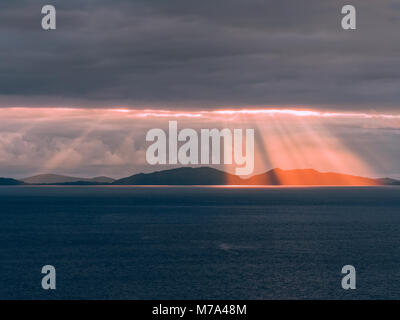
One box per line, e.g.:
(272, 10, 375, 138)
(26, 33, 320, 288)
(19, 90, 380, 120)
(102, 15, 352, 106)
(0, 0, 400, 110)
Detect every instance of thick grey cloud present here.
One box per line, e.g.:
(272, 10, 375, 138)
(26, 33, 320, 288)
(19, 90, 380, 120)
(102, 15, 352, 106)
(0, 0, 400, 110)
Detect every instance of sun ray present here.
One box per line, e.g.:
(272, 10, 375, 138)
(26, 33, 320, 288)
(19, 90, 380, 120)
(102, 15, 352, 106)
(0, 107, 396, 183)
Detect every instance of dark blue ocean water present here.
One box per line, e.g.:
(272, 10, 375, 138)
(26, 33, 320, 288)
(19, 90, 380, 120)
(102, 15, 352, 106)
(1, 186, 400, 300)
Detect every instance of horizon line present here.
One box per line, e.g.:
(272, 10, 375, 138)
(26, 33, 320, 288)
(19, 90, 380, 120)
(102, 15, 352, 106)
(1, 107, 400, 120)
(3, 166, 399, 184)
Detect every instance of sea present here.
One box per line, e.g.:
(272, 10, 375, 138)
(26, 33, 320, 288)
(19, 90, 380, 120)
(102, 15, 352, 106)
(1, 186, 400, 300)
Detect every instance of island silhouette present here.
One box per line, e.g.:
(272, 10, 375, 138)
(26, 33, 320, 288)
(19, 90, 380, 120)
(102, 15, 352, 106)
(0, 167, 399, 186)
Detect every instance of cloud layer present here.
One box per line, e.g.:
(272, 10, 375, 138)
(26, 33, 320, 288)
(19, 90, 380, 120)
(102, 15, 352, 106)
(1, 108, 400, 179)
(1, 0, 400, 110)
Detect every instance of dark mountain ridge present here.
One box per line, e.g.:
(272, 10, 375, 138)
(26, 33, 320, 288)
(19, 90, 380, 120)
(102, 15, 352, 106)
(113, 167, 242, 185)
(0, 178, 24, 185)
(112, 167, 395, 186)
(22, 174, 115, 184)
(2, 167, 398, 186)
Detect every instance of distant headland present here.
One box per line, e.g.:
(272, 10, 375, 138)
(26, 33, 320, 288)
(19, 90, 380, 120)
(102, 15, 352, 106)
(0, 167, 399, 186)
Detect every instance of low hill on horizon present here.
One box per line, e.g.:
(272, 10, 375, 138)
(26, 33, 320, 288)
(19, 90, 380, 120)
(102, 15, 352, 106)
(0, 177, 24, 185)
(113, 167, 242, 185)
(22, 174, 115, 184)
(112, 167, 395, 186)
(7, 167, 399, 186)
(245, 168, 381, 186)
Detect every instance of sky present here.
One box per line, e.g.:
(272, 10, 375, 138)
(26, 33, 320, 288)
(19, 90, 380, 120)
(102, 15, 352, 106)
(0, 1, 400, 179)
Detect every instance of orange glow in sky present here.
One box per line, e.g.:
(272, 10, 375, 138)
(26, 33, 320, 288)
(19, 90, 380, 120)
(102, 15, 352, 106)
(0, 107, 398, 181)
(1, 107, 400, 121)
